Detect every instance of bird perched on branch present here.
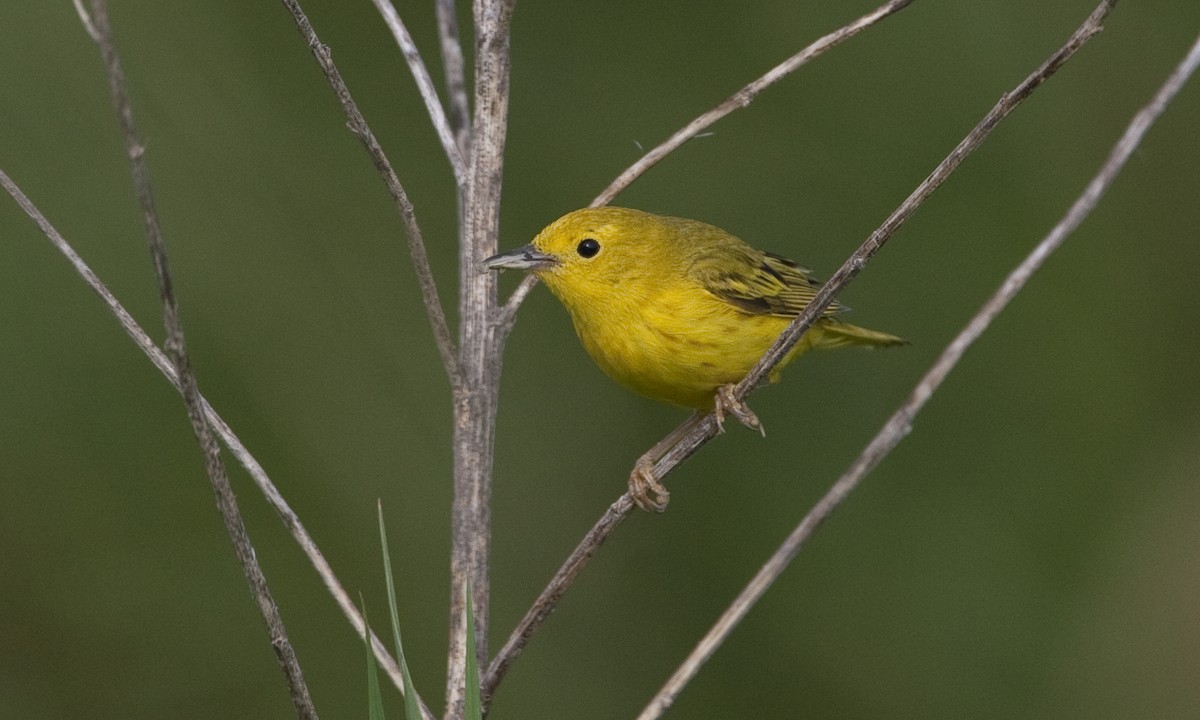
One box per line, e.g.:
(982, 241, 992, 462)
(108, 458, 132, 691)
(482, 207, 903, 511)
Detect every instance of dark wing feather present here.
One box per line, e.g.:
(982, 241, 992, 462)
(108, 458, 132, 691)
(690, 245, 842, 318)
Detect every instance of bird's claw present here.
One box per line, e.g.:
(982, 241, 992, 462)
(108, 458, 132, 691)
(627, 392, 761, 513)
(713, 384, 765, 437)
(629, 457, 670, 512)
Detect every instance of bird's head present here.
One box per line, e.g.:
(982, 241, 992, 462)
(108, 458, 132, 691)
(480, 207, 677, 308)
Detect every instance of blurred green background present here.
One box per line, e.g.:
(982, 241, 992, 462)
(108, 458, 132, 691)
(2, 1, 1198, 718)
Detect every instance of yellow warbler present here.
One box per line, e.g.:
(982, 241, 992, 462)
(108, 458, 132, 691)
(483, 207, 902, 510)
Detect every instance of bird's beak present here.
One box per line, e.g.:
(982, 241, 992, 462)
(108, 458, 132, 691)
(477, 244, 559, 273)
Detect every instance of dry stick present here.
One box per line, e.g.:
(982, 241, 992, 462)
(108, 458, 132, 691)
(497, 0, 915, 330)
(435, 0, 472, 155)
(0, 171, 439, 720)
(592, 0, 914, 208)
(494, 272, 538, 334)
(86, 2, 317, 718)
(480, 496, 638, 706)
(277, 0, 459, 384)
(639, 27, 1200, 720)
(446, 3, 517, 716)
(71, 0, 99, 40)
(371, 0, 467, 183)
(482, 0, 1118, 702)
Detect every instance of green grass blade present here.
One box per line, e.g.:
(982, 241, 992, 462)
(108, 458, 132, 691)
(378, 502, 423, 720)
(361, 597, 386, 720)
(464, 580, 483, 720)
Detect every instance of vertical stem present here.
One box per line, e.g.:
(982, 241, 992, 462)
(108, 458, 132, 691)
(447, 2, 515, 718)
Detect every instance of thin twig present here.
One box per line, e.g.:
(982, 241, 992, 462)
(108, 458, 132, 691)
(494, 273, 539, 336)
(483, 0, 1118, 700)
(435, 0, 472, 155)
(590, 0, 915, 208)
(639, 26, 1199, 720)
(278, 0, 460, 384)
(482, 496, 636, 705)
(370, 0, 467, 183)
(0, 167, 439, 720)
(86, 2, 317, 717)
(71, 0, 99, 40)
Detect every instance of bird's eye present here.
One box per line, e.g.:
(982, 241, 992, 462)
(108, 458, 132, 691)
(577, 238, 601, 258)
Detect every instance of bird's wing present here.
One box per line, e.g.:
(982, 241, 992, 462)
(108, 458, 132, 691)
(690, 247, 843, 318)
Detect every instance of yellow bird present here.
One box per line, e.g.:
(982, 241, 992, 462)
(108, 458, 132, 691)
(482, 207, 903, 510)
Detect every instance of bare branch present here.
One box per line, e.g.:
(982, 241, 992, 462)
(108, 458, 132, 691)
(71, 0, 99, 40)
(482, 495, 636, 703)
(370, 0, 468, 183)
(591, 0, 915, 208)
(494, 273, 539, 336)
(483, 0, 1118, 701)
(638, 26, 1200, 719)
(435, 0, 472, 154)
(278, 0, 460, 383)
(86, 2, 316, 717)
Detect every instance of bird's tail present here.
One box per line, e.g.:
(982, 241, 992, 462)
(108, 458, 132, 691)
(812, 319, 907, 350)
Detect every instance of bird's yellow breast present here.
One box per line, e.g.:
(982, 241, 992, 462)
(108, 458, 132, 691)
(545, 272, 805, 410)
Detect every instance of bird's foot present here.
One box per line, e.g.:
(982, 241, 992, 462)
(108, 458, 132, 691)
(629, 456, 670, 513)
(713, 384, 766, 437)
